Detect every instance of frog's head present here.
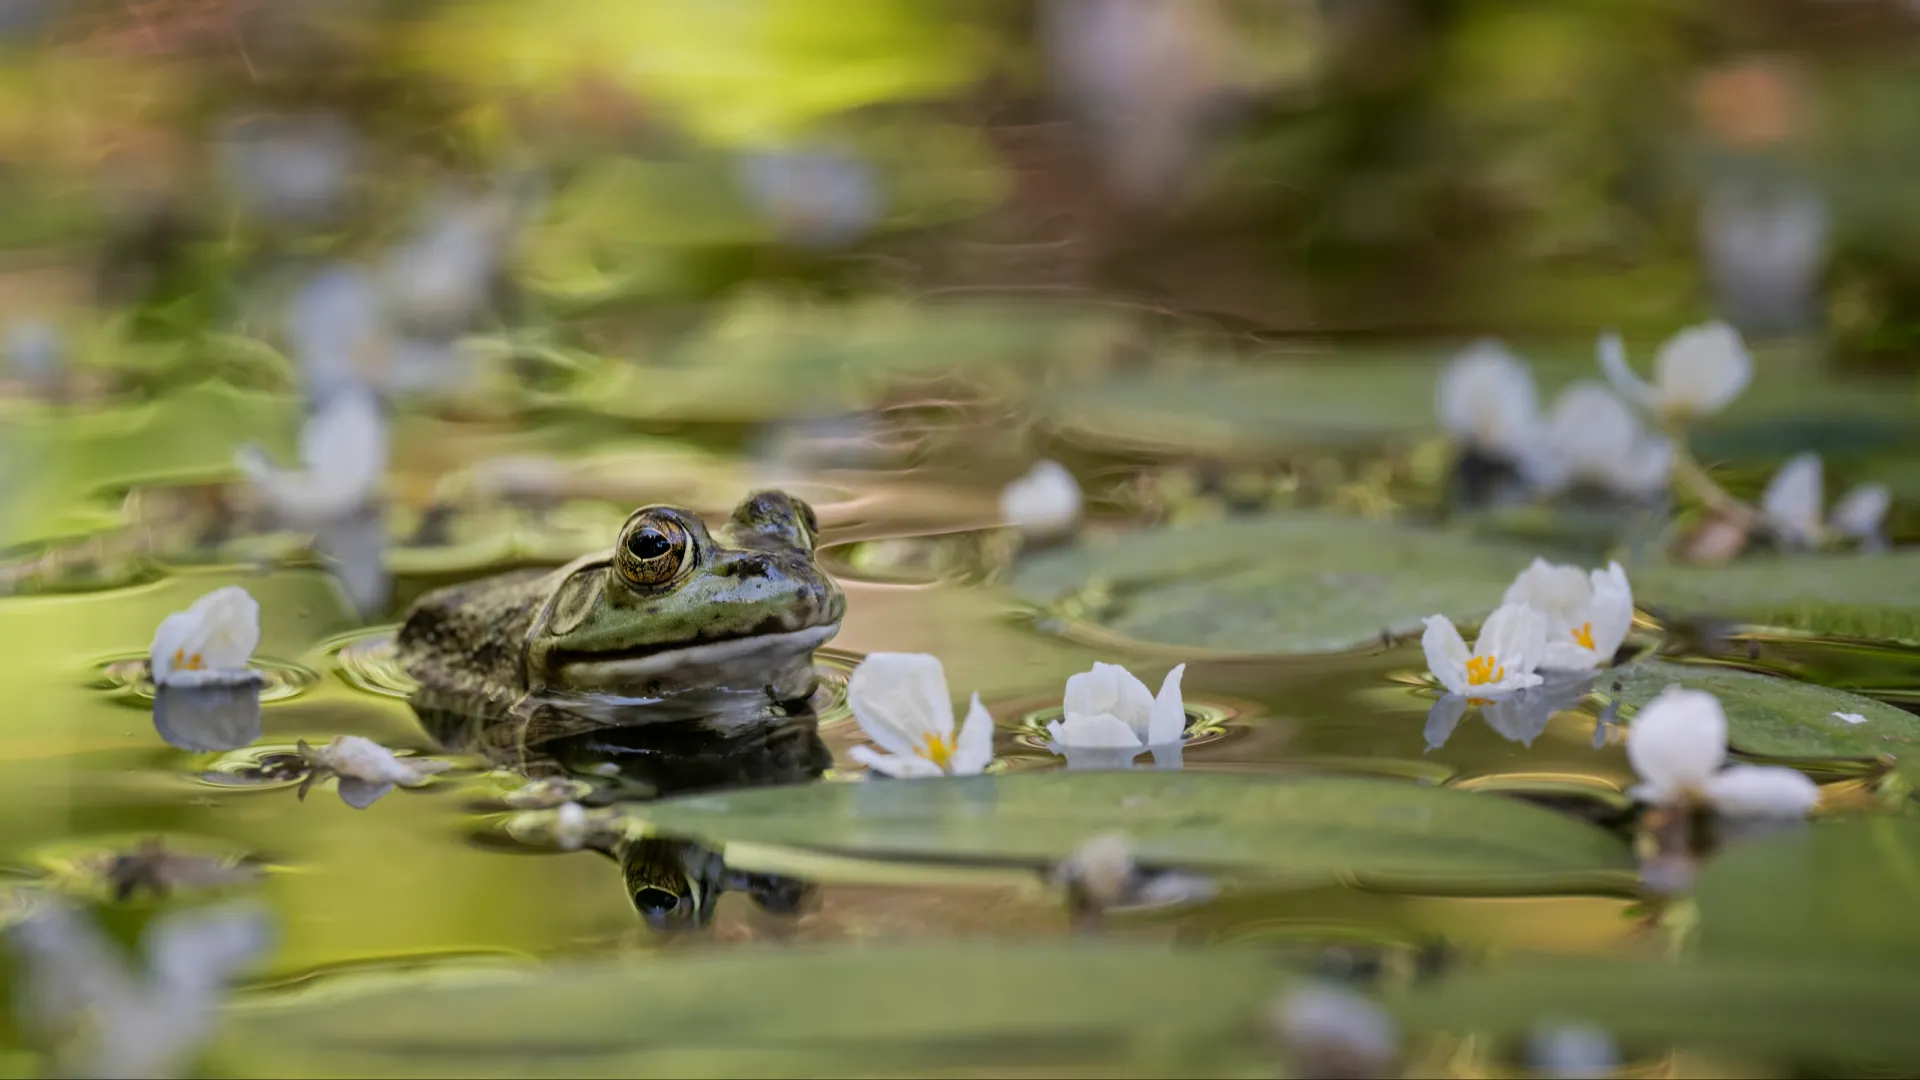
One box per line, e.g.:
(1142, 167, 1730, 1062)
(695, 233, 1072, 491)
(526, 490, 844, 699)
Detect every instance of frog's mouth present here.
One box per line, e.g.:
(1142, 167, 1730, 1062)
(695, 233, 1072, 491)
(545, 622, 841, 682)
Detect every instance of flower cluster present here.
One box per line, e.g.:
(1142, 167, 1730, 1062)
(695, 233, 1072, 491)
(1422, 559, 1635, 703)
(845, 653, 1190, 777)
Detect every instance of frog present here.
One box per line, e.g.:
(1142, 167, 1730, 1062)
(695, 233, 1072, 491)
(396, 490, 844, 708)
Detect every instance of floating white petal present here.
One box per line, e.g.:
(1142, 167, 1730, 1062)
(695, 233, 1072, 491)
(1422, 604, 1547, 699)
(1000, 460, 1084, 539)
(149, 587, 262, 688)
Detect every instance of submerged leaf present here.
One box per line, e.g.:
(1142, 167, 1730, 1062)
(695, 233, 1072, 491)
(219, 943, 1283, 1077)
(628, 771, 1634, 893)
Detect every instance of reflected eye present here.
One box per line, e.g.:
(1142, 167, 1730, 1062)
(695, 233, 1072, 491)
(616, 513, 691, 588)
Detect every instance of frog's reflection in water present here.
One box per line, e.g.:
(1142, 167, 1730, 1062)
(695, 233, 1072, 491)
(416, 689, 830, 932)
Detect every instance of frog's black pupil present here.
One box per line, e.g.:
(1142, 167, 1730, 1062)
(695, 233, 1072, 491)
(628, 529, 672, 560)
(633, 886, 681, 922)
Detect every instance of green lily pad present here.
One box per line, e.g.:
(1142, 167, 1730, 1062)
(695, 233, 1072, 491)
(629, 771, 1634, 894)
(1607, 659, 1920, 759)
(1397, 955, 1920, 1068)
(1009, 512, 1543, 655)
(1636, 553, 1920, 643)
(217, 942, 1284, 1078)
(1694, 819, 1920, 963)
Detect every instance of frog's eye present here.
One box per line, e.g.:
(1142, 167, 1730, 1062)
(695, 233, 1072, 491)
(616, 513, 691, 588)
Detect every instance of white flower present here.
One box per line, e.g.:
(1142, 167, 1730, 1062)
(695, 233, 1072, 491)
(1436, 339, 1544, 461)
(1000, 460, 1084, 539)
(1832, 711, 1868, 726)
(1268, 983, 1399, 1080)
(1502, 559, 1635, 672)
(150, 586, 261, 688)
(297, 735, 451, 808)
(1047, 662, 1187, 756)
(235, 388, 387, 529)
(9, 898, 269, 1079)
(1421, 603, 1547, 699)
(1830, 482, 1891, 544)
(1543, 381, 1673, 498)
(1598, 322, 1752, 421)
(1761, 451, 1825, 547)
(1625, 685, 1820, 817)
(1759, 453, 1892, 549)
(845, 653, 995, 777)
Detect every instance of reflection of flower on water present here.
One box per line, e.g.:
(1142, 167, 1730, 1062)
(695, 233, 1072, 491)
(149, 587, 262, 689)
(846, 653, 995, 777)
(1045, 661, 1187, 770)
(296, 735, 453, 808)
(1626, 686, 1820, 819)
(1425, 673, 1595, 751)
(152, 681, 262, 753)
(7, 898, 270, 1079)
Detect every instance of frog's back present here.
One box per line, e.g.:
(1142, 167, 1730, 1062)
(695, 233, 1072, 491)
(397, 567, 553, 703)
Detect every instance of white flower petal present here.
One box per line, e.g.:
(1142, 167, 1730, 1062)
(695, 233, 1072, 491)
(1703, 764, 1820, 819)
(1625, 685, 1728, 802)
(1063, 662, 1156, 738)
(1830, 483, 1891, 541)
(1540, 640, 1601, 672)
(238, 390, 387, 528)
(1595, 329, 1657, 410)
(846, 652, 956, 757)
(949, 693, 996, 775)
(1501, 558, 1591, 636)
(1475, 602, 1548, 677)
(1585, 562, 1635, 661)
(1546, 381, 1642, 484)
(1652, 320, 1752, 417)
(1145, 664, 1187, 745)
(1436, 339, 1541, 457)
(1613, 435, 1675, 498)
(1048, 712, 1145, 750)
(1420, 615, 1472, 697)
(1832, 711, 1868, 725)
(848, 744, 946, 778)
(999, 460, 1084, 538)
(148, 587, 261, 687)
(1762, 452, 1825, 547)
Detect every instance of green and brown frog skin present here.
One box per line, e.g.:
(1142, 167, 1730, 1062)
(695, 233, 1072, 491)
(397, 490, 845, 708)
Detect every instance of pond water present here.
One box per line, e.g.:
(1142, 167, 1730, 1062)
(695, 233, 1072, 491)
(2, 313, 1920, 1077)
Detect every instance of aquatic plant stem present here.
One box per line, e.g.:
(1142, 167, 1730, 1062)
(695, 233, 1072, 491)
(1669, 442, 1756, 527)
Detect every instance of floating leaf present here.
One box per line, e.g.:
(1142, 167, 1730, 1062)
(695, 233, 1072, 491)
(629, 772, 1634, 894)
(1607, 659, 1920, 759)
(1009, 513, 1542, 655)
(218, 943, 1282, 1078)
(1636, 554, 1920, 643)
(1693, 819, 1920, 963)
(1398, 954, 1920, 1069)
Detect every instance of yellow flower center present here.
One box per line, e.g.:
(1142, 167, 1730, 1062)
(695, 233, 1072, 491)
(918, 732, 955, 770)
(1465, 655, 1504, 687)
(1571, 622, 1594, 650)
(172, 649, 205, 671)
